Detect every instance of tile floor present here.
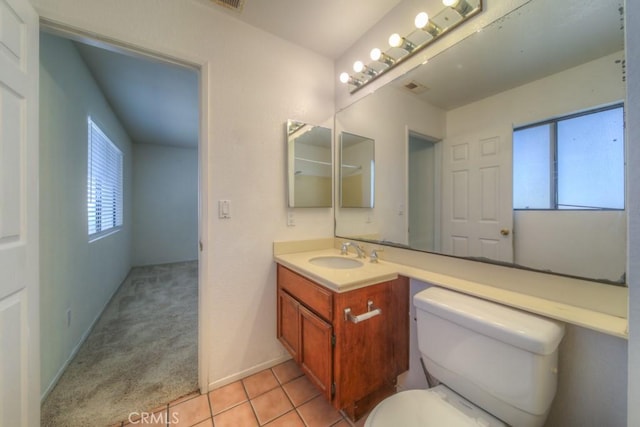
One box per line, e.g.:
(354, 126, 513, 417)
(114, 360, 368, 427)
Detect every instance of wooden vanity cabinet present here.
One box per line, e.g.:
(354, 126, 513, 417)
(277, 287, 334, 400)
(276, 264, 409, 420)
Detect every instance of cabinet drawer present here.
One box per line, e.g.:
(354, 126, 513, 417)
(278, 265, 333, 321)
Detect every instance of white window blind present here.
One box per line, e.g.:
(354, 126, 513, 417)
(87, 117, 123, 238)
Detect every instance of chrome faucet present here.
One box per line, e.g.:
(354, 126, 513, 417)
(369, 248, 384, 263)
(341, 241, 366, 258)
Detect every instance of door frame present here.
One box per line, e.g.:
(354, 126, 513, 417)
(38, 18, 212, 393)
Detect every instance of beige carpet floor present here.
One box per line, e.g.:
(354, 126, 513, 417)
(42, 261, 199, 427)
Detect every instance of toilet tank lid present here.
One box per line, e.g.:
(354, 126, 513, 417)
(414, 287, 565, 355)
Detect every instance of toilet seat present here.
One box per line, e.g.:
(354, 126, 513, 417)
(365, 385, 506, 427)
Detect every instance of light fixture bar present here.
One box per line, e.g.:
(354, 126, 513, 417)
(339, 0, 483, 94)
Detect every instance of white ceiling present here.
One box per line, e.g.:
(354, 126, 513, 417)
(73, 0, 403, 149)
(72, 0, 625, 149)
(196, 0, 403, 59)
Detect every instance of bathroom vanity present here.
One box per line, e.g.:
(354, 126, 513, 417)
(276, 264, 409, 420)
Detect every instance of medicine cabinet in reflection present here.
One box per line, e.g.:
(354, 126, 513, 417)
(287, 120, 333, 208)
(340, 132, 375, 208)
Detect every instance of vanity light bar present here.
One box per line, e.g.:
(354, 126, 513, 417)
(339, 0, 482, 93)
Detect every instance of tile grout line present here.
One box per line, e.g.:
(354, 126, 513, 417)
(241, 373, 263, 426)
(273, 369, 304, 427)
(136, 361, 351, 427)
(163, 404, 169, 427)
(206, 389, 215, 426)
(278, 369, 297, 409)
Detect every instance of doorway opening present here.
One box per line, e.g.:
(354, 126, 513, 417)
(407, 132, 441, 252)
(38, 26, 204, 426)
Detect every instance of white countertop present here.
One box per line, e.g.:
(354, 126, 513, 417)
(273, 239, 628, 340)
(275, 248, 399, 292)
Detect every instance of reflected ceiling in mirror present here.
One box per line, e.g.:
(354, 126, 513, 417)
(392, 0, 624, 110)
(287, 120, 333, 208)
(334, 0, 626, 284)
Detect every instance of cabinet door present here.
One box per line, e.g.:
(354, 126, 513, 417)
(277, 289, 300, 361)
(333, 282, 395, 413)
(299, 305, 333, 401)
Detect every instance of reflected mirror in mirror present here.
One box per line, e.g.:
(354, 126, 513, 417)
(335, 0, 626, 284)
(287, 120, 332, 208)
(340, 132, 375, 208)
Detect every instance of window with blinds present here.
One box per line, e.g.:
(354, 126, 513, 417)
(87, 117, 123, 239)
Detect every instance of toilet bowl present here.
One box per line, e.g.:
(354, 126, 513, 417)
(365, 385, 505, 427)
(365, 287, 564, 427)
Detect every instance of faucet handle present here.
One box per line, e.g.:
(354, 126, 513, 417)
(370, 248, 384, 263)
(340, 242, 350, 255)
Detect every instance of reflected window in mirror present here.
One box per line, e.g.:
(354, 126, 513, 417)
(514, 104, 625, 210)
(287, 120, 333, 208)
(340, 132, 375, 208)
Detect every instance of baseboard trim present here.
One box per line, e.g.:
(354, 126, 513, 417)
(40, 267, 132, 402)
(207, 354, 292, 391)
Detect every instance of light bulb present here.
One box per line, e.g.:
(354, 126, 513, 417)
(339, 72, 350, 84)
(414, 12, 429, 29)
(353, 61, 364, 73)
(443, 0, 459, 6)
(370, 48, 382, 61)
(388, 33, 402, 48)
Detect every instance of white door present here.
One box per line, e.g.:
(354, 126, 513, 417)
(0, 0, 39, 425)
(441, 125, 513, 263)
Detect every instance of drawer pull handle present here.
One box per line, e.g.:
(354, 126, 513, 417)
(344, 300, 381, 323)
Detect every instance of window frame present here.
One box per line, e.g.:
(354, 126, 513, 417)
(513, 103, 625, 211)
(87, 117, 124, 241)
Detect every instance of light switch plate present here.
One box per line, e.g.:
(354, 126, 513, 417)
(218, 200, 231, 219)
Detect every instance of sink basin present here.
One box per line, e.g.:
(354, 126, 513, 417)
(309, 256, 364, 269)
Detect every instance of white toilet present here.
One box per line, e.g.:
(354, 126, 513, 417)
(365, 287, 565, 427)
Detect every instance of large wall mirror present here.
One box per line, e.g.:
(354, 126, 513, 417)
(335, 0, 626, 284)
(287, 120, 333, 208)
(340, 132, 375, 208)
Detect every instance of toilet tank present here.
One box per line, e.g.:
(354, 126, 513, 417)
(414, 287, 564, 427)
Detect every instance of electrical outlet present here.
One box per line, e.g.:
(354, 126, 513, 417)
(66, 309, 71, 328)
